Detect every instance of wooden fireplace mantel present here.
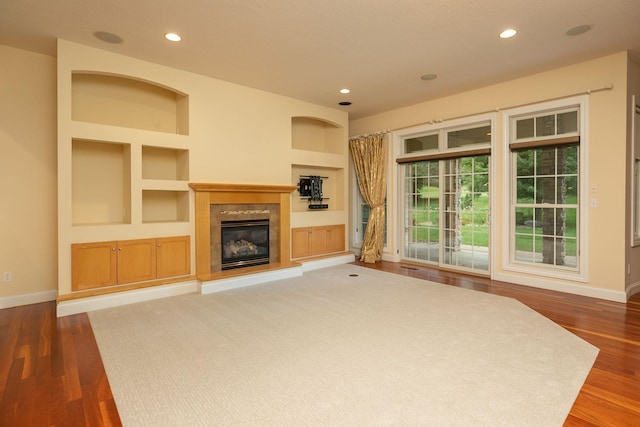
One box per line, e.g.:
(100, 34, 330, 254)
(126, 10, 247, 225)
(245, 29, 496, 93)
(189, 183, 298, 280)
(189, 183, 298, 194)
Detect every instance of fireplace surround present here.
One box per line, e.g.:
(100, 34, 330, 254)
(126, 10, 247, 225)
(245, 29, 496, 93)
(190, 183, 298, 280)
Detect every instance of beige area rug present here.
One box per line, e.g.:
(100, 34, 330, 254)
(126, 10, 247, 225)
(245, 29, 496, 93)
(89, 264, 598, 426)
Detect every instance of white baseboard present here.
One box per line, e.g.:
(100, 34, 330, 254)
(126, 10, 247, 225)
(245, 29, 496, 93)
(56, 281, 199, 317)
(492, 271, 628, 303)
(300, 253, 355, 272)
(626, 280, 640, 299)
(0, 290, 57, 309)
(200, 265, 304, 294)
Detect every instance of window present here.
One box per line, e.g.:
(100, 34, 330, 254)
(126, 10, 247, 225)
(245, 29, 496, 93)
(505, 98, 587, 279)
(405, 133, 438, 154)
(512, 144, 578, 268)
(397, 117, 493, 273)
(404, 160, 440, 263)
(631, 96, 640, 245)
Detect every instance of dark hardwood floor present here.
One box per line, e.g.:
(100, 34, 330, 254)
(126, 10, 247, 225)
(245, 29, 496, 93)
(1, 260, 638, 426)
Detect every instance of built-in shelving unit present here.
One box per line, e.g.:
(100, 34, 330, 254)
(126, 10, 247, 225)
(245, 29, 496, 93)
(69, 73, 190, 228)
(290, 116, 348, 247)
(59, 66, 192, 299)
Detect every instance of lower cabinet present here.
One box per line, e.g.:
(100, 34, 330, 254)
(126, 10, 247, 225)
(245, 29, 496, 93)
(71, 235, 190, 291)
(291, 224, 345, 259)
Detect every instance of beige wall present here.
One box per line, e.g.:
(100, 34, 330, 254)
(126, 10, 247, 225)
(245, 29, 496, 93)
(1, 42, 349, 305)
(56, 41, 349, 296)
(351, 52, 630, 299)
(0, 46, 58, 304)
(2, 41, 634, 304)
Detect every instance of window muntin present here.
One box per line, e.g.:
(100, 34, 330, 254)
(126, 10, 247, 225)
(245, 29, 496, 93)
(512, 144, 578, 268)
(399, 118, 492, 273)
(442, 155, 490, 270)
(404, 160, 440, 262)
(514, 109, 578, 141)
(402, 121, 491, 157)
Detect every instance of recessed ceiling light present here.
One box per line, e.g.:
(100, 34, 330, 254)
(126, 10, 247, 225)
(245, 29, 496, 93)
(499, 28, 517, 39)
(94, 31, 123, 44)
(566, 24, 592, 36)
(420, 73, 438, 81)
(340, 88, 350, 94)
(339, 101, 352, 106)
(165, 33, 182, 42)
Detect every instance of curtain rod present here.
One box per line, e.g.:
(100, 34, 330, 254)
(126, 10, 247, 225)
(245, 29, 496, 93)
(349, 129, 390, 141)
(388, 83, 614, 133)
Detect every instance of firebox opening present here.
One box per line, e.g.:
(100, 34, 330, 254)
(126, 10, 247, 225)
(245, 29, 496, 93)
(221, 219, 270, 270)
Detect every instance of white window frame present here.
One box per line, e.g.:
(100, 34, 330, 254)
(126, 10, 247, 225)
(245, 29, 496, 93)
(501, 96, 589, 282)
(394, 113, 495, 272)
(631, 95, 640, 246)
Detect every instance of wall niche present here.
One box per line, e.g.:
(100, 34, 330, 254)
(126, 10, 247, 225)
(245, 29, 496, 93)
(72, 72, 189, 135)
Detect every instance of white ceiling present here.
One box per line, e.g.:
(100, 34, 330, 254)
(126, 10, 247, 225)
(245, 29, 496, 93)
(2, 0, 640, 119)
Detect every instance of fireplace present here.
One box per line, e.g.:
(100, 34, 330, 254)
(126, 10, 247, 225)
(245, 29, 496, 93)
(210, 204, 278, 272)
(190, 182, 297, 279)
(221, 219, 269, 270)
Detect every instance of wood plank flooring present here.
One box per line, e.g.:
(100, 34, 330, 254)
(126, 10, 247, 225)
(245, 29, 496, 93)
(0, 260, 638, 426)
(0, 301, 120, 426)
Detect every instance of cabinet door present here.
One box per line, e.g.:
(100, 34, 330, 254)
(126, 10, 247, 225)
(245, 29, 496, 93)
(117, 238, 157, 284)
(326, 224, 345, 253)
(311, 227, 329, 255)
(71, 241, 117, 291)
(156, 236, 191, 279)
(291, 227, 312, 258)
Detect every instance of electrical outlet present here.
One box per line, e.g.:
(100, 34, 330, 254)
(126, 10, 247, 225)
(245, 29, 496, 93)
(3, 272, 12, 282)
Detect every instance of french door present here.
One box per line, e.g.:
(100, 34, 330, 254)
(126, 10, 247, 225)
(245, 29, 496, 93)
(403, 154, 490, 273)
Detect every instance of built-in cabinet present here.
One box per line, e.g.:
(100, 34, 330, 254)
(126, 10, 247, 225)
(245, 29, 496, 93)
(290, 117, 348, 257)
(71, 236, 190, 291)
(59, 65, 193, 299)
(291, 225, 345, 259)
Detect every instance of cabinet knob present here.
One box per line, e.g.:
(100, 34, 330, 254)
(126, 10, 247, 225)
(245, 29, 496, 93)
(157, 244, 161, 247)
(118, 247, 122, 251)
(112, 247, 116, 251)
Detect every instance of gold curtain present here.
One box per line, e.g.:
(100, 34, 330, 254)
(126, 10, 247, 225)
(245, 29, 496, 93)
(349, 133, 387, 263)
